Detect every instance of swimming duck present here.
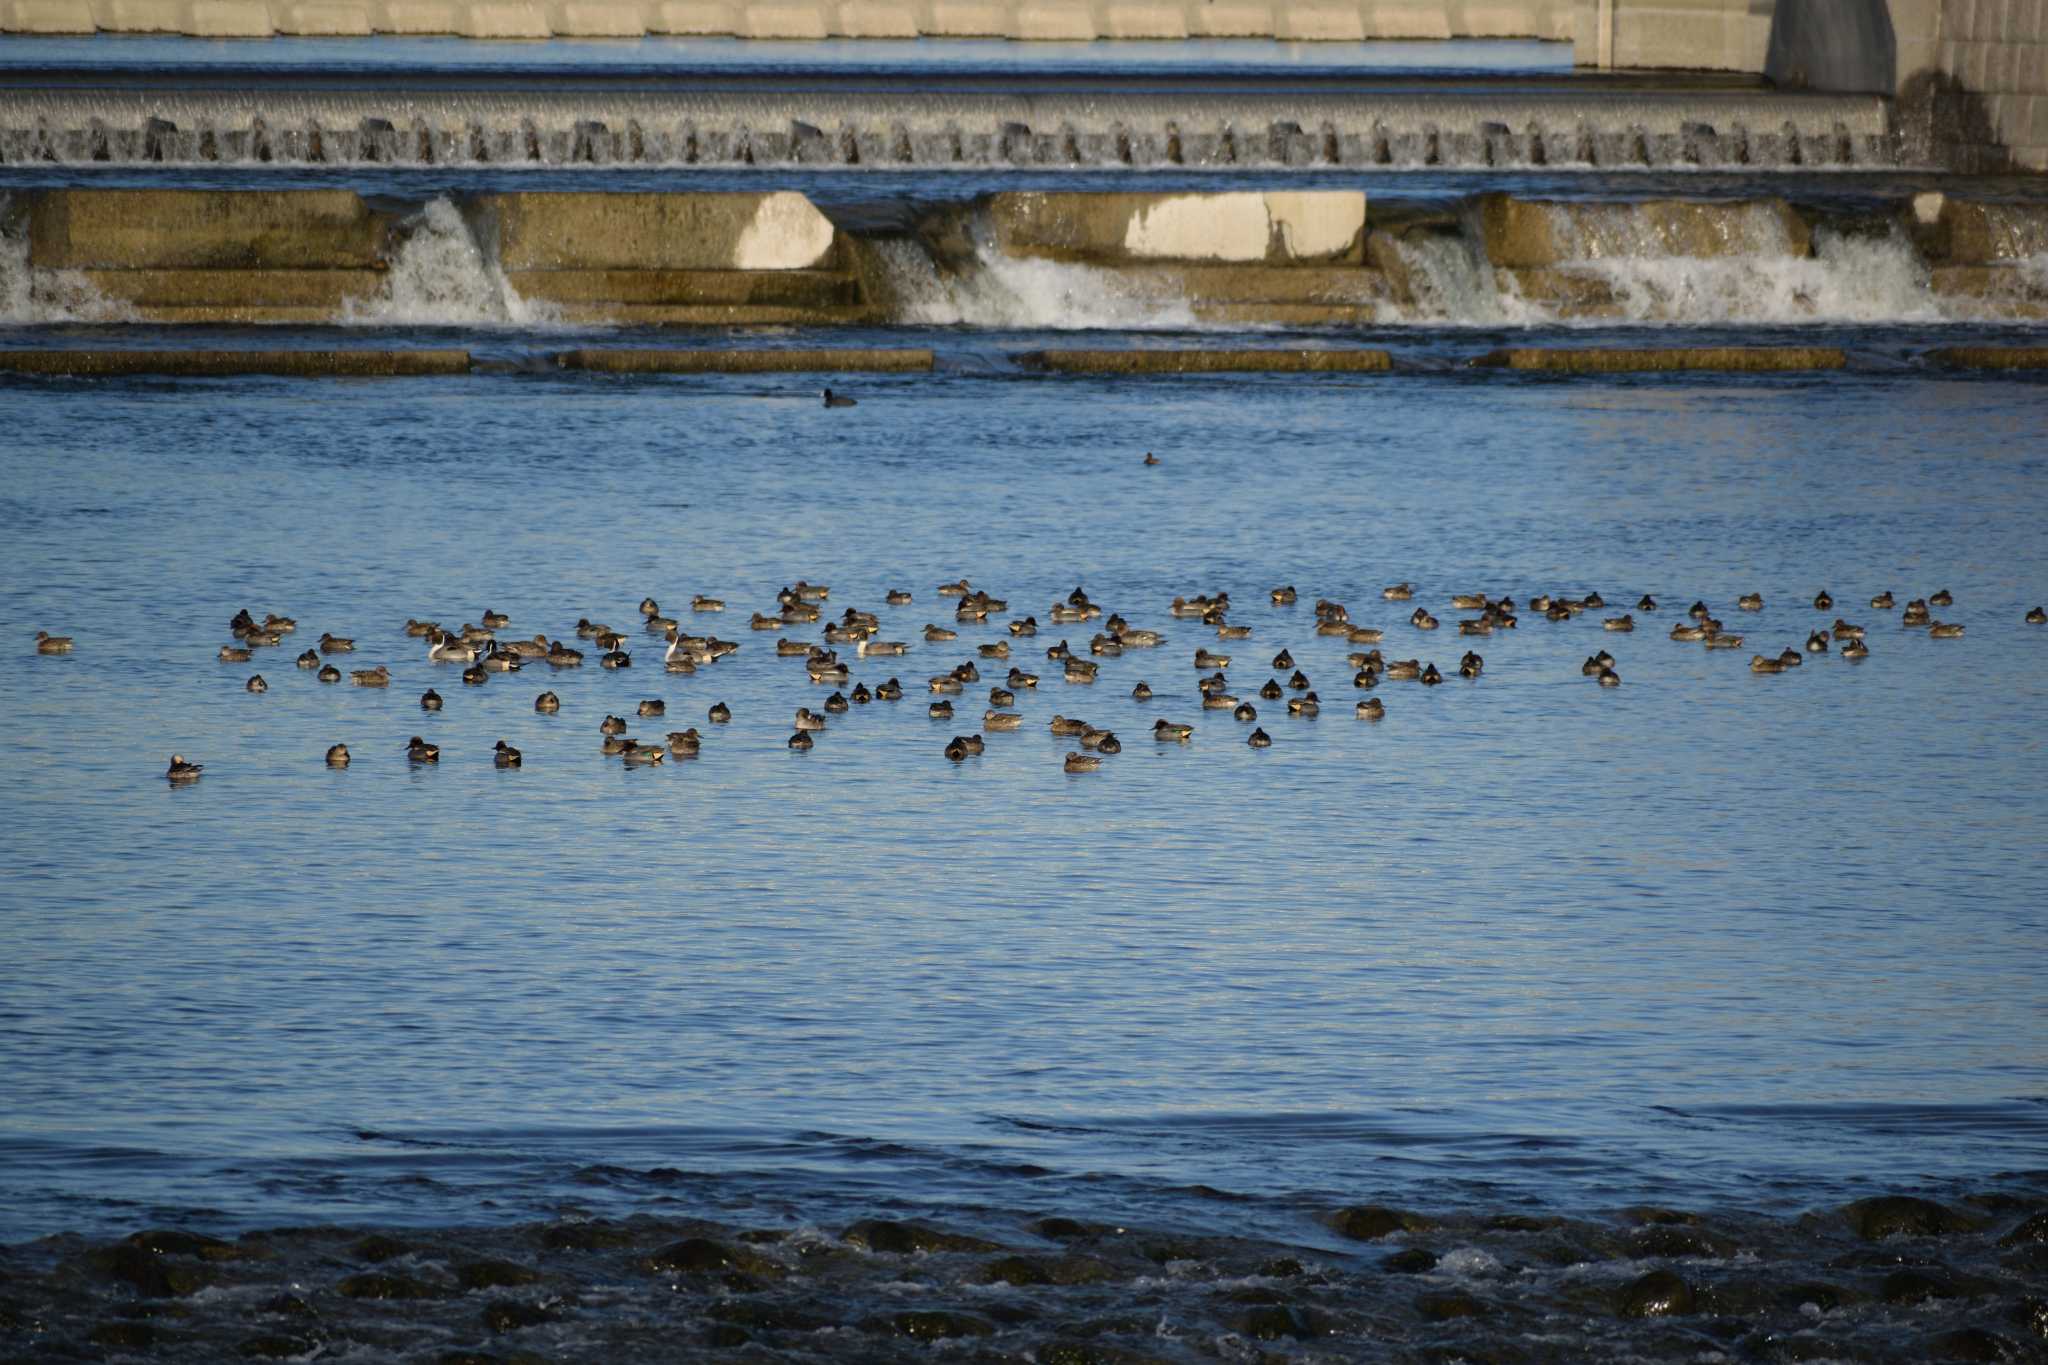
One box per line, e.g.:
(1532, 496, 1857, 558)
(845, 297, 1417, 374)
(1418, 665, 1442, 687)
(1382, 583, 1414, 601)
(547, 642, 585, 667)
(884, 590, 913, 607)
(937, 579, 972, 598)
(1778, 648, 1803, 667)
(1247, 727, 1272, 747)
(404, 619, 439, 637)
(482, 609, 510, 629)
(1687, 601, 1711, 620)
(663, 640, 698, 674)
(2029, 607, 2047, 625)
(318, 664, 342, 683)
(1287, 692, 1320, 715)
(1458, 619, 1492, 636)
(246, 675, 267, 693)
(1458, 653, 1483, 679)
(1842, 638, 1870, 659)
(1216, 623, 1253, 641)
(1583, 592, 1605, 609)
(535, 691, 560, 713)
(645, 614, 678, 634)
(1063, 751, 1102, 772)
(928, 700, 954, 720)
(600, 734, 633, 755)
(929, 674, 963, 695)
(1154, 720, 1193, 742)
(1814, 590, 1834, 610)
(1353, 668, 1379, 689)
(218, 644, 253, 663)
(943, 736, 969, 762)
(1581, 655, 1607, 676)
(263, 612, 298, 633)
(1929, 589, 1953, 607)
(1597, 667, 1620, 687)
(493, 740, 521, 767)
(639, 699, 666, 717)
(1287, 669, 1311, 691)
(1049, 715, 1089, 736)
(924, 624, 958, 643)
(325, 743, 349, 767)
(1928, 621, 1965, 638)
(689, 596, 725, 615)
(1192, 648, 1233, 670)
(296, 649, 320, 668)
(1750, 655, 1785, 673)
(748, 613, 784, 633)
(1737, 593, 1764, 611)
(824, 691, 850, 714)
(461, 665, 487, 685)
(1604, 615, 1635, 632)
(1385, 659, 1421, 680)
(822, 388, 856, 408)
(1117, 627, 1163, 647)
(600, 715, 629, 736)
(166, 754, 203, 782)
(874, 680, 903, 702)
(1271, 649, 1295, 670)
(1832, 620, 1865, 640)
(350, 666, 391, 687)
(983, 710, 1023, 732)
(1347, 626, 1385, 644)
(1411, 610, 1440, 630)
(1201, 692, 1239, 710)
(1902, 600, 1932, 626)
(481, 648, 521, 673)
(1130, 681, 1153, 701)
(1450, 593, 1488, 610)
(1092, 732, 1120, 754)
(1669, 623, 1709, 641)
(667, 729, 702, 755)
(575, 619, 609, 639)
(777, 639, 811, 658)
(1806, 631, 1829, 653)
(1703, 632, 1743, 649)
(1871, 592, 1895, 610)
(428, 631, 477, 663)
(1234, 702, 1258, 722)
(599, 648, 631, 669)
(1271, 586, 1297, 605)
(622, 740, 667, 764)
(1258, 678, 1283, 700)
(319, 633, 354, 654)
(1007, 668, 1039, 689)
(420, 688, 443, 711)
(407, 736, 439, 762)
(1356, 697, 1385, 720)
(795, 707, 827, 731)
(989, 686, 1015, 709)
(1064, 658, 1099, 683)
(1141, 451, 1160, 466)
(849, 683, 873, 705)
(983, 640, 1015, 660)
(1636, 595, 1657, 611)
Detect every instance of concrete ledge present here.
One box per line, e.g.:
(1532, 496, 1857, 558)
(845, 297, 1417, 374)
(556, 347, 934, 372)
(1019, 348, 1394, 373)
(1470, 346, 1847, 372)
(991, 191, 1366, 266)
(484, 192, 836, 272)
(1923, 346, 2048, 369)
(28, 190, 387, 271)
(0, 350, 472, 376)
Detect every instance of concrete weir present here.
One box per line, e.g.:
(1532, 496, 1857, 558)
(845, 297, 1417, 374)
(1470, 346, 1849, 371)
(1020, 348, 1393, 372)
(557, 348, 935, 372)
(0, 349, 472, 375)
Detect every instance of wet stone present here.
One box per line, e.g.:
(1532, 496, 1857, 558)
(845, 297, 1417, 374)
(842, 1219, 998, 1254)
(1258, 1256, 1305, 1278)
(1383, 1247, 1439, 1274)
(705, 1323, 749, 1348)
(865, 1309, 994, 1339)
(2017, 1297, 2048, 1338)
(336, 1270, 447, 1300)
(1416, 1291, 1488, 1321)
(1632, 1223, 1734, 1258)
(1235, 1302, 1313, 1340)
(1032, 1217, 1094, 1242)
(1777, 1280, 1858, 1312)
(1618, 1268, 1695, 1317)
(255, 1292, 316, 1318)
(238, 1333, 318, 1358)
(539, 1221, 638, 1252)
(456, 1259, 541, 1291)
(482, 1298, 560, 1332)
(2000, 1211, 2048, 1247)
(1039, 1344, 1172, 1365)
(127, 1228, 245, 1261)
(1883, 1268, 1964, 1304)
(1333, 1204, 1433, 1241)
(705, 1298, 830, 1332)
(351, 1233, 415, 1263)
(89, 1320, 157, 1348)
(981, 1254, 1053, 1285)
(1845, 1196, 1980, 1240)
(1929, 1327, 2026, 1362)
(94, 1242, 208, 1297)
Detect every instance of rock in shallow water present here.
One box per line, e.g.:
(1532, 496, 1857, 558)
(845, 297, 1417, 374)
(1332, 1204, 1434, 1241)
(1618, 1268, 1695, 1317)
(1844, 1195, 1980, 1241)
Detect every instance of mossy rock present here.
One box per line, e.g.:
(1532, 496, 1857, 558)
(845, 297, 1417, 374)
(645, 1236, 779, 1279)
(842, 1220, 999, 1255)
(1032, 1217, 1095, 1242)
(337, 1271, 447, 1300)
(1843, 1196, 1980, 1241)
(1925, 1328, 2025, 1362)
(1617, 1269, 1694, 1318)
(1333, 1205, 1433, 1241)
(1632, 1224, 1734, 1259)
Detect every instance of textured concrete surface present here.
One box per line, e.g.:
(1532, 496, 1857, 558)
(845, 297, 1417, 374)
(1020, 348, 1394, 371)
(483, 192, 837, 272)
(27, 189, 388, 270)
(990, 192, 1366, 266)
(556, 347, 934, 370)
(1923, 346, 2048, 367)
(1471, 346, 1849, 370)
(0, 349, 471, 375)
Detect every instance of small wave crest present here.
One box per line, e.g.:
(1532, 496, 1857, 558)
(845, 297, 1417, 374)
(874, 231, 1201, 331)
(339, 198, 561, 329)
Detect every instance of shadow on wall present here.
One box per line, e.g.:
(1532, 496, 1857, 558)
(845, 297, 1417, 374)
(1763, 0, 1894, 93)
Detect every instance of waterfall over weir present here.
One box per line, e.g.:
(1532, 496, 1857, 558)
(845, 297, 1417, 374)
(0, 88, 1896, 170)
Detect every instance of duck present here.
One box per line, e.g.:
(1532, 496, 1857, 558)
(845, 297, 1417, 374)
(1450, 592, 1489, 610)
(1355, 697, 1385, 720)
(1902, 599, 1932, 626)
(1201, 691, 1238, 709)
(350, 666, 391, 687)
(166, 754, 203, 782)
(983, 710, 1023, 732)
(1778, 648, 1803, 667)
(1703, 632, 1744, 649)
(928, 674, 963, 695)
(1842, 638, 1870, 659)
(644, 614, 677, 634)
(599, 648, 631, 669)
(1287, 693, 1320, 715)
(1583, 592, 1605, 609)
(822, 388, 857, 408)
(600, 734, 633, 755)
(824, 691, 850, 714)
(928, 700, 954, 720)
(428, 631, 478, 663)
(1385, 659, 1421, 680)
(34, 631, 74, 655)
(319, 633, 354, 654)
(246, 675, 267, 693)
(493, 740, 522, 767)
(873, 680, 902, 702)
(1382, 583, 1414, 601)
(923, 624, 958, 643)
(1271, 586, 1297, 605)
(794, 707, 827, 731)
(406, 736, 440, 762)
(1246, 727, 1272, 748)
(1287, 669, 1311, 691)
(1417, 665, 1442, 687)
(1117, 627, 1162, 647)
(1597, 667, 1620, 687)
(1458, 619, 1492, 636)
(547, 642, 585, 667)
(987, 686, 1015, 709)
(1130, 681, 1153, 701)
(1141, 451, 1160, 466)
(1349, 626, 1386, 644)
(1458, 653, 1483, 679)
(943, 736, 969, 761)
(1215, 623, 1252, 641)
(218, 644, 253, 663)
(663, 639, 698, 674)
(1871, 591, 1896, 609)
(1271, 649, 1295, 670)
(1669, 622, 1709, 641)
(418, 688, 443, 711)
(404, 618, 439, 637)
(1750, 655, 1786, 673)
(599, 715, 629, 737)
(1928, 621, 1965, 638)
(1832, 619, 1866, 640)
(461, 664, 488, 685)
(2028, 607, 2047, 625)
(1581, 655, 1607, 676)
(638, 699, 666, 718)
(575, 618, 609, 639)
(1192, 648, 1231, 669)
(296, 649, 320, 669)
(982, 640, 1014, 659)
(482, 609, 511, 629)
(1687, 601, 1711, 620)
(1153, 719, 1194, 742)
(325, 743, 350, 767)
(1008, 668, 1039, 689)
(261, 614, 296, 634)
(500, 635, 550, 658)
(1929, 589, 1954, 607)
(622, 740, 667, 764)
(535, 691, 561, 713)
(691, 596, 725, 613)
(1604, 614, 1635, 632)
(850, 684, 873, 705)
(1737, 593, 1764, 611)
(1259, 679, 1283, 700)
(1636, 595, 1658, 611)
(1411, 610, 1440, 630)
(1063, 751, 1102, 771)
(1049, 715, 1089, 736)
(318, 664, 342, 684)
(667, 728, 702, 755)
(881, 589, 912, 607)
(937, 579, 972, 598)
(1813, 590, 1834, 610)
(1092, 732, 1121, 754)
(1806, 631, 1829, 653)
(1353, 668, 1379, 689)
(1231, 701, 1257, 723)
(1063, 658, 1099, 683)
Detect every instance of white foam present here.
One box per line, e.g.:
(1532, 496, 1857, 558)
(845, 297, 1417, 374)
(340, 197, 560, 328)
(877, 230, 1200, 331)
(0, 197, 134, 324)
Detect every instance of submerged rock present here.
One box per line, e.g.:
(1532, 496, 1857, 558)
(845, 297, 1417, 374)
(1618, 1268, 1695, 1317)
(1844, 1196, 1980, 1241)
(1333, 1204, 1434, 1241)
(841, 1219, 999, 1255)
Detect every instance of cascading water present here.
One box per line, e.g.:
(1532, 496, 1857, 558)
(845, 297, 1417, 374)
(875, 233, 1200, 330)
(0, 196, 133, 324)
(339, 198, 559, 328)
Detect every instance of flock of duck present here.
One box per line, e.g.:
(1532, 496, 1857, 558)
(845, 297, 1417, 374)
(27, 581, 2046, 784)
